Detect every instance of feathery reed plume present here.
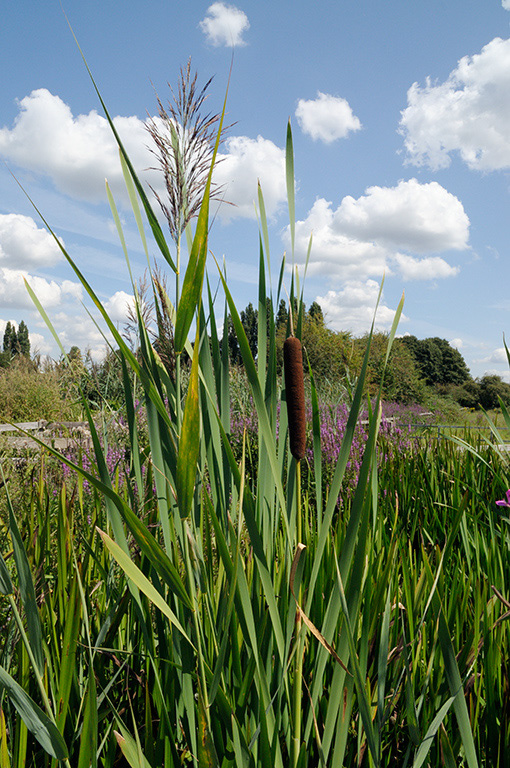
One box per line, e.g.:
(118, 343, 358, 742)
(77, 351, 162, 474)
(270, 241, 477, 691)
(284, 335, 306, 461)
(146, 59, 232, 246)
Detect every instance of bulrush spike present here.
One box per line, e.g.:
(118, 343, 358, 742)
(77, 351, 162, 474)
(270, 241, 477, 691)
(284, 336, 306, 461)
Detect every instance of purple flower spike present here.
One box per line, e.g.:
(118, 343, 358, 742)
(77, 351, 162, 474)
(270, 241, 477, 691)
(496, 489, 510, 507)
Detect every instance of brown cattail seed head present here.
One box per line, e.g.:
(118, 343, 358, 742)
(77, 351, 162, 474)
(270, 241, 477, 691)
(284, 336, 306, 461)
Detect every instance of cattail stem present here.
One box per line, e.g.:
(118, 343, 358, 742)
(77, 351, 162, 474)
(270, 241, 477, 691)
(292, 458, 304, 767)
(284, 334, 306, 765)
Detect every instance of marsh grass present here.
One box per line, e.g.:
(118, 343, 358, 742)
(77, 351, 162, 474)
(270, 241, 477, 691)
(1, 62, 510, 768)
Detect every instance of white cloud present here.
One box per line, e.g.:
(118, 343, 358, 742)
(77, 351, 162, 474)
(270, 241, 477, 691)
(393, 253, 459, 280)
(28, 331, 53, 356)
(288, 179, 468, 282)
(335, 179, 469, 252)
(295, 92, 361, 143)
(0, 214, 63, 269)
(214, 135, 286, 220)
(477, 347, 509, 364)
(104, 291, 136, 324)
(0, 90, 289, 225)
(400, 37, 510, 170)
(0, 89, 152, 203)
(450, 338, 464, 349)
(48, 310, 108, 361)
(503, 1, 510, 10)
(316, 280, 407, 335)
(291, 198, 389, 279)
(0, 268, 82, 309)
(199, 3, 249, 47)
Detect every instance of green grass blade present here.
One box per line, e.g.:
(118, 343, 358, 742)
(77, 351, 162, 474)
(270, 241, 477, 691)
(97, 529, 194, 648)
(176, 323, 201, 518)
(106, 178, 137, 288)
(258, 181, 271, 277)
(0, 552, 13, 595)
(213, 258, 288, 524)
(55, 572, 81, 735)
(0, 706, 10, 768)
(114, 724, 154, 768)
(6, 504, 45, 677)
(412, 696, 456, 768)
(118, 151, 151, 268)
(334, 564, 379, 765)
(433, 592, 479, 768)
(286, 119, 295, 257)
(77, 674, 98, 768)
(0, 666, 68, 761)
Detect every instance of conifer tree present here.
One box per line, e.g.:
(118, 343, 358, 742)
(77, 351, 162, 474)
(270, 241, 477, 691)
(17, 320, 30, 356)
(3, 321, 13, 354)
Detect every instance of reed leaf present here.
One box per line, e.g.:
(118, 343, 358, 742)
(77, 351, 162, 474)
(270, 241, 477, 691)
(0, 667, 68, 761)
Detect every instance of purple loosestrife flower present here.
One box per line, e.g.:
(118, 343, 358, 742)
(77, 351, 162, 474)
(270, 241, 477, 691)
(496, 490, 510, 507)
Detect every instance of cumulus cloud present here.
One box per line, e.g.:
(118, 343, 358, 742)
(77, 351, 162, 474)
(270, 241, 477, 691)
(316, 280, 406, 335)
(503, 1, 510, 10)
(477, 347, 509, 364)
(393, 253, 459, 280)
(0, 268, 82, 309)
(0, 214, 63, 269)
(29, 331, 53, 356)
(400, 37, 510, 170)
(335, 179, 469, 252)
(214, 135, 286, 220)
(288, 179, 469, 282)
(46, 310, 109, 361)
(291, 198, 388, 279)
(295, 92, 361, 143)
(104, 291, 136, 324)
(199, 3, 249, 47)
(0, 89, 289, 225)
(0, 89, 152, 203)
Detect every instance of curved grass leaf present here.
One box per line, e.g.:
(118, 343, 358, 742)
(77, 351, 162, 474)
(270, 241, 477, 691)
(0, 552, 13, 596)
(0, 666, 68, 761)
(412, 696, 456, 768)
(97, 529, 194, 649)
(176, 323, 201, 518)
(6, 498, 44, 676)
(114, 725, 154, 768)
(0, 706, 10, 768)
(77, 674, 98, 768)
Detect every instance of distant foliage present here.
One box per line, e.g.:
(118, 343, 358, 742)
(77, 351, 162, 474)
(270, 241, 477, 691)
(356, 333, 427, 404)
(477, 374, 510, 410)
(401, 335, 471, 386)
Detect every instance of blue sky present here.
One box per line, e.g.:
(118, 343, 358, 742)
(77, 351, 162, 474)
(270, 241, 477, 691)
(1, 0, 510, 379)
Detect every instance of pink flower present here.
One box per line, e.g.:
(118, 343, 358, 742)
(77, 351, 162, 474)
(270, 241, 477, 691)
(496, 489, 510, 507)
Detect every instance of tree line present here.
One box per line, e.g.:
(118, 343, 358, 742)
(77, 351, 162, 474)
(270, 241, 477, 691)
(223, 301, 510, 411)
(2, 309, 510, 415)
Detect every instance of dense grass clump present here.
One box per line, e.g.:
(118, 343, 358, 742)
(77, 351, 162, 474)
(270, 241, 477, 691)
(0, 356, 75, 422)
